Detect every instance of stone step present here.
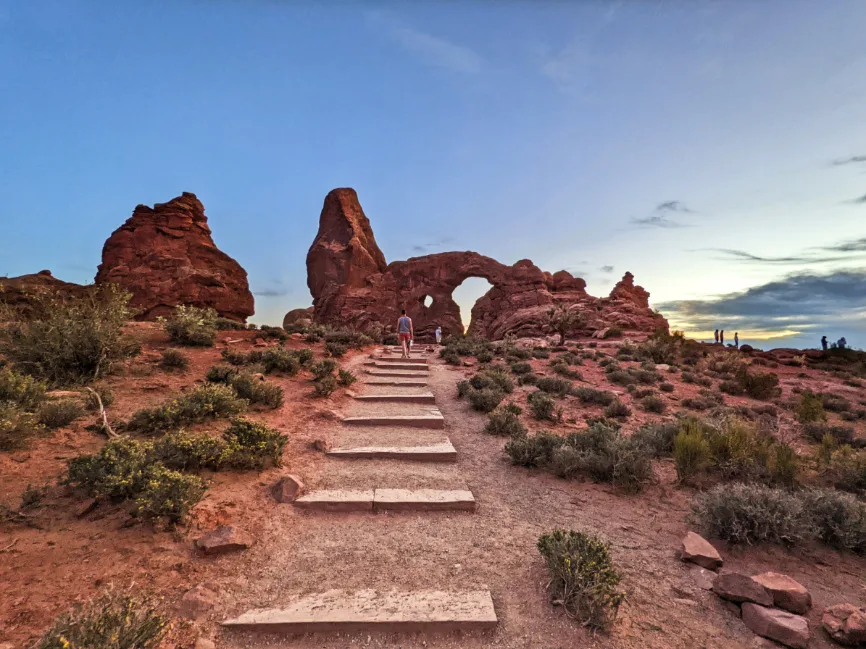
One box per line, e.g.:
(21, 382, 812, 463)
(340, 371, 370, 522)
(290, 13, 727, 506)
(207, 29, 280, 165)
(294, 489, 476, 512)
(366, 362, 429, 371)
(366, 370, 430, 378)
(363, 378, 428, 387)
(372, 356, 429, 365)
(326, 440, 457, 462)
(343, 413, 445, 429)
(222, 589, 497, 633)
(353, 392, 436, 404)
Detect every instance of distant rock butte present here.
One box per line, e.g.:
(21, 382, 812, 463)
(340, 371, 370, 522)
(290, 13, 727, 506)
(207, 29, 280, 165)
(303, 187, 668, 340)
(0, 271, 88, 317)
(95, 192, 254, 321)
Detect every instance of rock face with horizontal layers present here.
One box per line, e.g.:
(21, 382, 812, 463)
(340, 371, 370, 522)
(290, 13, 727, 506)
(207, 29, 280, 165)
(305, 188, 668, 340)
(95, 193, 254, 322)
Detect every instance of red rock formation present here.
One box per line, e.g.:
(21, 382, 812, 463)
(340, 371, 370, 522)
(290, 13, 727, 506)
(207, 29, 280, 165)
(0, 270, 88, 317)
(305, 188, 668, 340)
(95, 193, 254, 321)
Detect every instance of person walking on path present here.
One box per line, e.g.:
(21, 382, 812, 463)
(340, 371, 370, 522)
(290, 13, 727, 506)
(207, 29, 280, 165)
(397, 309, 414, 358)
(714, 329, 719, 344)
(435, 326, 442, 345)
(821, 335, 828, 351)
(720, 330, 725, 345)
(734, 332, 739, 349)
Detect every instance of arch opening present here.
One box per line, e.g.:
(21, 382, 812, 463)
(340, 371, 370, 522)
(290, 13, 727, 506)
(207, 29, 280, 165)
(451, 277, 494, 334)
(422, 295, 433, 308)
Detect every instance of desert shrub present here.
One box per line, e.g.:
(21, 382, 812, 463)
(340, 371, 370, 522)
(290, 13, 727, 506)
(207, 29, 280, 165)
(804, 422, 854, 444)
(0, 367, 46, 409)
(127, 383, 247, 433)
(532, 348, 551, 359)
(256, 324, 289, 342)
(221, 418, 287, 469)
(604, 399, 631, 419)
(468, 387, 505, 413)
(85, 384, 114, 410)
(797, 391, 827, 423)
(456, 380, 471, 398)
(294, 348, 314, 367)
(442, 350, 462, 365)
(310, 359, 337, 380)
(692, 482, 809, 546)
(659, 382, 675, 393)
(682, 390, 723, 411)
(159, 348, 189, 372)
(529, 391, 560, 421)
(632, 387, 654, 399)
(607, 369, 636, 387)
(205, 364, 237, 383)
(38, 398, 84, 428)
(517, 373, 538, 386)
(221, 348, 258, 366)
(510, 361, 532, 375)
(34, 589, 167, 649)
(226, 372, 284, 409)
(551, 425, 652, 492)
(641, 395, 666, 414)
(338, 369, 357, 386)
(152, 430, 226, 471)
(485, 404, 527, 437)
(537, 529, 625, 629)
(546, 304, 587, 345)
(262, 348, 301, 375)
(604, 327, 623, 339)
(633, 331, 681, 364)
(161, 305, 218, 347)
(215, 317, 248, 331)
(66, 437, 152, 501)
(506, 431, 564, 467)
(771, 444, 800, 488)
(632, 421, 679, 457)
(800, 488, 866, 553)
(822, 392, 851, 412)
(476, 350, 494, 363)
(827, 446, 866, 494)
(718, 380, 743, 396)
(0, 284, 138, 385)
(477, 366, 514, 393)
(572, 386, 615, 406)
(536, 376, 573, 397)
(313, 375, 338, 397)
(323, 327, 373, 349)
(681, 371, 697, 384)
(0, 403, 41, 451)
(552, 362, 582, 380)
(135, 464, 206, 522)
(737, 368, 780, 400)
(507, 348, 532, 361)
(674, 421, 711, 482)
(325, 341, 347, 358)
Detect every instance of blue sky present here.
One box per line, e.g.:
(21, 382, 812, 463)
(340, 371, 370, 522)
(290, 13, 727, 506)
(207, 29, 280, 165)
(2, 0, 865, 349)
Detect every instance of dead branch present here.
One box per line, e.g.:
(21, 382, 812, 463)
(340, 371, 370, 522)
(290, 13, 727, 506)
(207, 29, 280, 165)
(85, 387, 119, 438)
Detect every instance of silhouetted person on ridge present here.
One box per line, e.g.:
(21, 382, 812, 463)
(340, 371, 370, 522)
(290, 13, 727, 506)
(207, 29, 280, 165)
(821, 335, 828, 351)
(714, 329, 719, 344)
(838, 337, 847, 350)
(734, 332, 739, 349)
(720, 330, 725, 345)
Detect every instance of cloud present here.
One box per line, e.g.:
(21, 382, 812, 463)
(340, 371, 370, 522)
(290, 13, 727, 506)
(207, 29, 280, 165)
(847, 194, 866, 204)
(371, 13, 485, 75)
(831, 155, 866, 166)
(657, 269, 866, 341)
(600, 265, 614, 273)
(631, 200, 697, 228)
(703, 248, 850, 264)
(410, 237, 455, 254)
(820, 237, 866, 253)
(253, 286, 290, 298)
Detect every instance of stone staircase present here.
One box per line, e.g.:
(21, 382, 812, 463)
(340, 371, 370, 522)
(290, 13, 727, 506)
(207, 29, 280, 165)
(221, 347, 498, 637)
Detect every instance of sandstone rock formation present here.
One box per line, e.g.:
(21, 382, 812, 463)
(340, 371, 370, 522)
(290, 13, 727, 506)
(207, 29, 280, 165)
(0, 270, 88, 316)
(304, 188, 668, 340)
(95, 193, 254, 321)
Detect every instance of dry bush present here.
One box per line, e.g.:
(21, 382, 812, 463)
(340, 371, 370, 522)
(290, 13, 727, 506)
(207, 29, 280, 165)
(38, 398, 84, 428)
(161, 305, 218, 347)
(127, 383, 247, 433)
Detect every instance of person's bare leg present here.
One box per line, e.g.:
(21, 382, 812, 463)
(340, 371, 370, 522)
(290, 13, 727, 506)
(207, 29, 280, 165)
(401, 337, 408, 358)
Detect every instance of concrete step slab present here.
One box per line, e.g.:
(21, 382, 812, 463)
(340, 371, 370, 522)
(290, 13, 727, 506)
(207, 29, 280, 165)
(374, 488, 475, 512)
(366, 369, 430, 378)
(363, 378, 428, 387)
(366, 362, 429, 371)
(222, 589, 497, 633)
(327, 441, 457, 462)
(371, 356, 429, 365)
(293, 490, 374, 512)
(343, 413, 445, 429)
(353, 392, 436, 404)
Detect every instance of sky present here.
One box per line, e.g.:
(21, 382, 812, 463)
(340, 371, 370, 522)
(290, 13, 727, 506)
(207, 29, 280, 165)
(1, 0, 865, 350)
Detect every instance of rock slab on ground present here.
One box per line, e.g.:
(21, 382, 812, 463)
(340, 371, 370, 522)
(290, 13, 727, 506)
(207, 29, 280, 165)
(712, 573, 773, 606)
(179, 585, 219, 620)
(195, 526, 253, 555)
(272, 474, 305, 503)
(742, 603, 810, 649)
(822, 603, 866, 646)
(679, 531, 724, 570)
(752, 572, 811, 615)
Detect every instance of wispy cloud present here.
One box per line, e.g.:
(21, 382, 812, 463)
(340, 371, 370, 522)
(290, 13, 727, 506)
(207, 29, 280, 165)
(631, 200, 697, 228)
(254, 288, 290, 298)
(846, 193, 866, 204)
(657, 269, 866, 342)
(600, 265, 614, 273)
(702, 249, 848, 264)
(820, 237, 866, 252)
(410, 237, 455, 254)
(370, 12, 485, 75)
(831, 155, 866, 166)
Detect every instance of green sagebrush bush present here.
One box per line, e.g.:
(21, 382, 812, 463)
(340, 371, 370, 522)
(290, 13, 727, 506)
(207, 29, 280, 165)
(485, 403, 526, 437)
(127, 383, 247, 433)
(161, 305, 218, 347)
(537, 529, 625, 629)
